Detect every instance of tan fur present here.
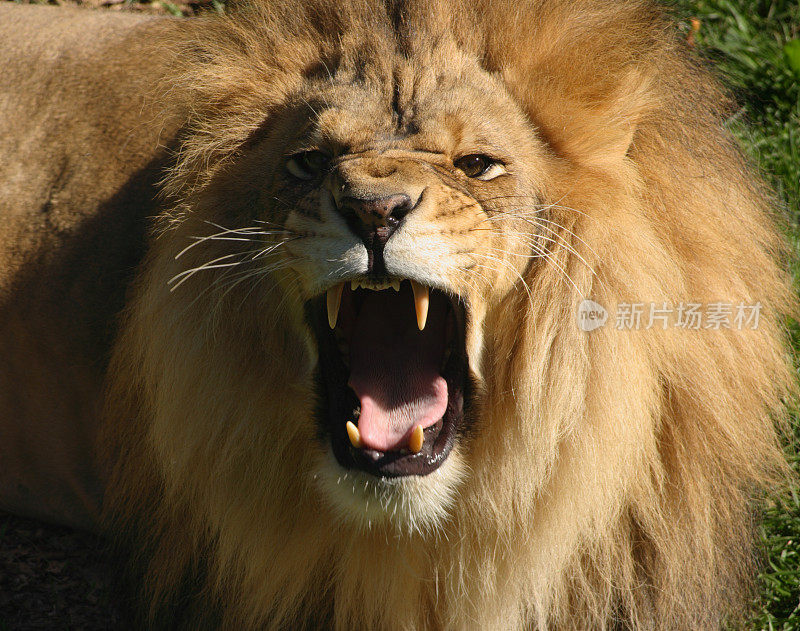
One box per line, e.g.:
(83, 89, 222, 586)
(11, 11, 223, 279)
(0, 4, 187, 529)
(0, 1, 795, 629)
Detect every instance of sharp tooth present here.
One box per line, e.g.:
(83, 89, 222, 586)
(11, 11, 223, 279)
(351, 280, 358, 291)
(409, 424, 424, 453)
(392, 280, 400, 292)
(346, 421, 362, 448)
(327, 283, 344, 329)
(411, 281, 429, 330)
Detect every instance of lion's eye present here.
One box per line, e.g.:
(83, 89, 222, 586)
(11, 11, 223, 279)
(454, 154, 506, 181)
(286, 150, 331, 180)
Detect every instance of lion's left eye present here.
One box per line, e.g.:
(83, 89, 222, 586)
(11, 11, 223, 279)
(286, 150, 331, 180)
(454, 154, 506, 181)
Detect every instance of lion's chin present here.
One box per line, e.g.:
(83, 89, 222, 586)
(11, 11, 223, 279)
(312, 449, 467, 534)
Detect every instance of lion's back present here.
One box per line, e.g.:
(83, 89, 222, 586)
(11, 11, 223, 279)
(0, 4, 186, 530)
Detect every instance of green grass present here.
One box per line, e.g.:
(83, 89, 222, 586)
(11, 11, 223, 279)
(673, 1, 800, 207)
(670, 1, 800, 628)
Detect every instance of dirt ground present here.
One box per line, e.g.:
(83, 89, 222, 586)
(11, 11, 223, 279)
(0, 513, 125, 630)
(17, 0, 218, 16)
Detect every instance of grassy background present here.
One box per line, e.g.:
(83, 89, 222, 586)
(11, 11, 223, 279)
(669, 1, 800, 628)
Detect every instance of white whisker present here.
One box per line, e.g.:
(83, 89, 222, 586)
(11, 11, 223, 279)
(168, 249, 266, 290)
(175, 223, 275, 259)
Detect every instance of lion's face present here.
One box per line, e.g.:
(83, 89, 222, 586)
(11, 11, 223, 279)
(229, 48, 552, 530)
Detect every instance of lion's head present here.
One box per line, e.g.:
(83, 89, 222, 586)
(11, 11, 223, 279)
(104, 0, 797, 628)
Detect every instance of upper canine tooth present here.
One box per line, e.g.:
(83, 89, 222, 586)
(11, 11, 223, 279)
(411, 281, 429, 330)
(327, 283, 344, 329)
(391, 280, 400, 292)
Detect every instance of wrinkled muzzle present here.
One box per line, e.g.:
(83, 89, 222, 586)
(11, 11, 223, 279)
(301, 155, 474, 478)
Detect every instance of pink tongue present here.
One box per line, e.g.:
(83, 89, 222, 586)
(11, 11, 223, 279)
(348, 288, 448, 452)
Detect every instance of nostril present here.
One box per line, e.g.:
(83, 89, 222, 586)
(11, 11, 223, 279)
(335, 192, 416, 274)
(338, 193, 413, 230)
(391, 195, 413, 221)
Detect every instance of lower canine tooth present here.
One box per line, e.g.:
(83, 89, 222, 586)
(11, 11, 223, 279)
(327, 283, 344, 329)
(409, 424, 424, 453)
(411, 281, 429, 330)
(346, 421, 362, 448)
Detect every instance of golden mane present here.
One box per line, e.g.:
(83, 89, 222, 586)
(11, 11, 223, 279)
(97, 1, 796, 628)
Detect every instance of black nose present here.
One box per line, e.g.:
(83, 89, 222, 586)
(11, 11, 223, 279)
(336, 193, 413, 274)
(337, 193, 413, 244)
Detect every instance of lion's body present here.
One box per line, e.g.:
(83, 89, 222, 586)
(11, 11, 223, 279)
(0, 4, 183, 529)
(0, 1, 796, 629)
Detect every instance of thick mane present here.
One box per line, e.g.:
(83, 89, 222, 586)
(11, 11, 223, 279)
(101, 1, 796, 629)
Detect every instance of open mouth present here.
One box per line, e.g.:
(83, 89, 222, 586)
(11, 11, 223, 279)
(306, 278, 470, 477)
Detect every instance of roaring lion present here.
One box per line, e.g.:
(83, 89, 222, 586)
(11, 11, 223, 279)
(0, 0, 795, 628)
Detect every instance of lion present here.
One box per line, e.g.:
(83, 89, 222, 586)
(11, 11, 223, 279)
(0, 0, 795, 628)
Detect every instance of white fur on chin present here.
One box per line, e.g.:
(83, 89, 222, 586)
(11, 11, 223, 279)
(313, 448, 468, 536)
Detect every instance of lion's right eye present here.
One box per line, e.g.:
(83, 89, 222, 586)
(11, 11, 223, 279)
(286, 150, 330, 180)
(454, 154, 506, 181)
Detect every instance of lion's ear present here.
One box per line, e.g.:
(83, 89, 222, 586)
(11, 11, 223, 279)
(477, 0, 664, 168)
(501, 65, 652, 168)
